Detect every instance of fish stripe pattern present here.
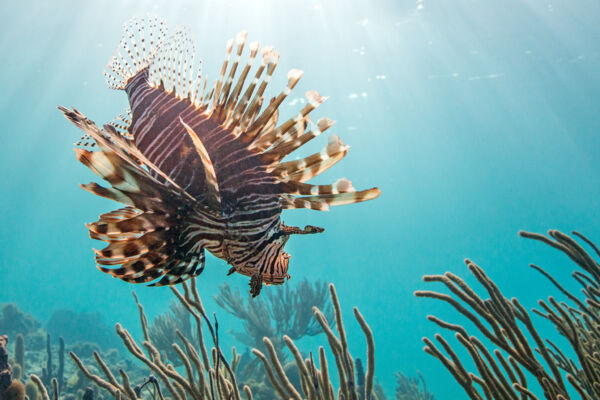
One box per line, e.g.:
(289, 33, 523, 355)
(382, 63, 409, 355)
(61, 17, 381, 296)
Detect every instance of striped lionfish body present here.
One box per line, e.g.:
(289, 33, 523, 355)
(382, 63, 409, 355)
(60, 18, 381, 296)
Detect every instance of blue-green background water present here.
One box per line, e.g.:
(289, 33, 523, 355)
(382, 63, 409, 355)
(1, 0, 599, 398)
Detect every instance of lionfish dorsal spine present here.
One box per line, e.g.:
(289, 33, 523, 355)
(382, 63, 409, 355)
(226, 42, 266, 131)
(223, 40, 259, 127)
(251, 90, 328, 153)
(236, 48, 280, 133)
(244, 69, 304, 144)
(214, 31, 248, 119)
(265, 117, 336, 164)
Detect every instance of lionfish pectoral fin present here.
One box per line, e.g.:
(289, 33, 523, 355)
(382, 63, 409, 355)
(304, 225, 325, 234)
(148, 249, 207, 286)
(63, 106, 209, 287)
(93, 208, 208, 286)
(179, 117, 222, 210)
(281, 223, 324, 235)
(296, 188, 382, 207)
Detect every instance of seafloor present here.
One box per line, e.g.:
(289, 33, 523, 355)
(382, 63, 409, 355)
(2, 230, 600, 400)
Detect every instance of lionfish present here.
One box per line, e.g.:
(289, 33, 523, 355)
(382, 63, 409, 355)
(59, 18, 380, 296)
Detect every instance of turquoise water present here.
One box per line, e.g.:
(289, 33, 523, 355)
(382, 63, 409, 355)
(1, 0, 599, 398)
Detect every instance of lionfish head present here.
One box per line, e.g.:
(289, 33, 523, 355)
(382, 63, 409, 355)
(244, 232, 293, 297)
(261, 234, 292, 285)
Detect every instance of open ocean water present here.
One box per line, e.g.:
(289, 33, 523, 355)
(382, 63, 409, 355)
(1, 0, 600, 398)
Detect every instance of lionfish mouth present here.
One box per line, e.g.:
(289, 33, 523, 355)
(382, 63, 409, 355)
(59, 17, 381, 296)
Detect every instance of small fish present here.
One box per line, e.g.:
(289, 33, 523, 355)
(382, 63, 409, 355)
(60, 18, 381, 296)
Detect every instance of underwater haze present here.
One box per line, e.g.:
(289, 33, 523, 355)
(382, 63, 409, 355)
(1, 0, 600, 398)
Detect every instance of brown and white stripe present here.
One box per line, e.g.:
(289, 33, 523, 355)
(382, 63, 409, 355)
(62, 17, 380, 296)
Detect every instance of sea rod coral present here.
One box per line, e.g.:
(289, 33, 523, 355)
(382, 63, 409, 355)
(69, 278, 378, 400)
(416, 229, 600, 399)
(214, 279, 335, 358)
(213, 279, 336, 399)
(250, 283, 376, 400)
(148, 300, 197, 367)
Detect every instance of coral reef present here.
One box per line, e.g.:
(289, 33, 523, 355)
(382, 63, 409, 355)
(24, 381, 38, 400)
(3, 381, 25, 400)
(394, 372, 433, 400)
(1, 335, 12, 400)
(214, 279, 335, 358)
(213, 279, 337, 399)
(0, 301, 122, 399)
(0, 327, 115, 400)
(1, 335, 26, 400)
(41, 335, 65, 394)
(0, 306, 41, 342)
(67, 343, 101, 361)
(356, 359, 387, 400)
(47, 310, 118, 351)
(30, 374, 56, 400)
(148, 300, 196, 367)
(71, 279, 244, 400)
(0, 305, 45, 358)
(13, 335, 24, 381)
(10, 226, 600, 400)
(416, 230, 600, 399)
(69, 278, 378, 400)
(251, 283, 378, 400)
(1, 317, 133, 400)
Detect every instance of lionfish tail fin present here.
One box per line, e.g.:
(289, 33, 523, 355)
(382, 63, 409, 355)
(60, 106, 206, 286)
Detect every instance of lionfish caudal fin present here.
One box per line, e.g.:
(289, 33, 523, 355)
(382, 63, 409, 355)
(59, 106, 207, 286)
(103, 17, 380, 211)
